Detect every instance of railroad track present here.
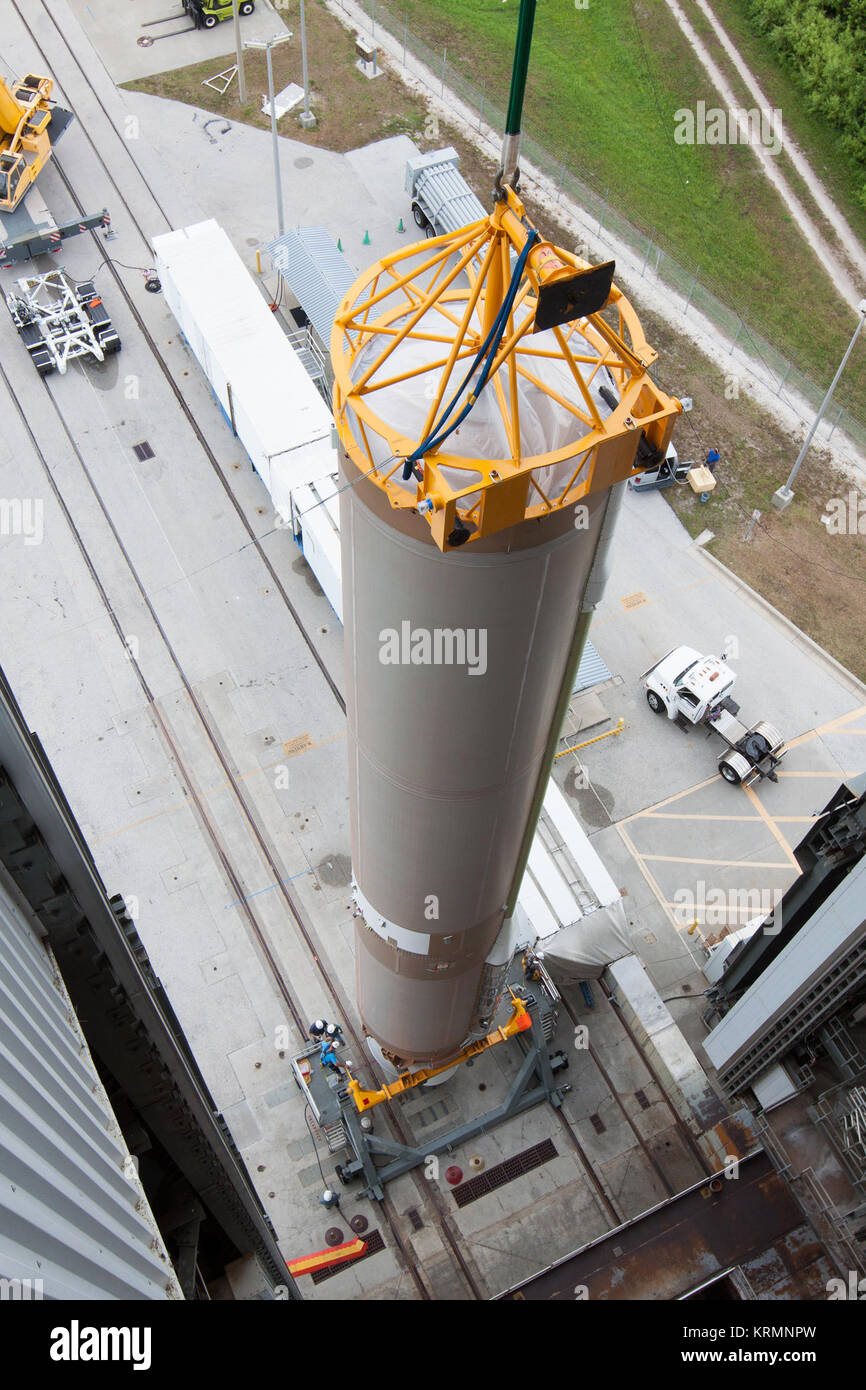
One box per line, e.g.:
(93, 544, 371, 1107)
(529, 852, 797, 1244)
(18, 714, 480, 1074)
(4, 0, 496, 1303)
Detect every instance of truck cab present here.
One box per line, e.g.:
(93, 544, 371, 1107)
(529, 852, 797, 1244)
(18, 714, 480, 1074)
(643, 646, 736, 724)
(627, 442, 689, 492)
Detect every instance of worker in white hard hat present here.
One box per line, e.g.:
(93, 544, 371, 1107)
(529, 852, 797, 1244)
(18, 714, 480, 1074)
(308, 1019, 328, 1040)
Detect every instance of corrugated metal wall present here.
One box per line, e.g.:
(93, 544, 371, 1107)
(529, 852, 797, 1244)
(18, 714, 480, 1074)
(0, 869, 180, 1300)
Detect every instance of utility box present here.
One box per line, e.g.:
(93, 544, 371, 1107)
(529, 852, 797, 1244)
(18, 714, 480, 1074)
(687, 464, 716, 495)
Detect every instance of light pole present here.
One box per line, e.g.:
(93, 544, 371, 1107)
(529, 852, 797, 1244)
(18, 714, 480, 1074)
(232, 0, 247, 105)
(244, 34, 293, 237)
(773, 298, 866, 510)
(298, 0, 317, 130)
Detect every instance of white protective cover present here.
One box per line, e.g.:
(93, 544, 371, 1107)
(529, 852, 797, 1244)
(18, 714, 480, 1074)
(347, 306, 616, 505)
(539, 899, 633, 979)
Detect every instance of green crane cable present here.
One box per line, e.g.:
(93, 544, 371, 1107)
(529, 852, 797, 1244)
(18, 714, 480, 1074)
(504, 0, 537, 137)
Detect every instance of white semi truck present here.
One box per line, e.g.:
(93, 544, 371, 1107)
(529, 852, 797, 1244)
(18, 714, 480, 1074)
(641, 646, 786, 786)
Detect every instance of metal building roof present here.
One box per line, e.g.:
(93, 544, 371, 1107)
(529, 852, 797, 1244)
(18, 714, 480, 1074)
(573, 640, 612, 694)
(268, 226, 358, 349)
(0, 878, 178, 1299)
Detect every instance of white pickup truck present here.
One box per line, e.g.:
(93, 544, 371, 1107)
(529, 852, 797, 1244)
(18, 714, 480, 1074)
(641, 646, 786, 786)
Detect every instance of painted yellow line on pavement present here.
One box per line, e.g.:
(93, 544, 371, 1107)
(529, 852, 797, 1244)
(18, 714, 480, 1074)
(742, 784, 800, 871)
(620, 774, 719, 824)
(785, 703, 866, 751)
(641, 811, 761, 821)
(777, 769, 860, 778)
(640, 853, 791, 869)
(616, 821, 680, 930)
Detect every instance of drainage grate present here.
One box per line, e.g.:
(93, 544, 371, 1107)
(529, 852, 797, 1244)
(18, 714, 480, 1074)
(589, 1112, 606, 1135)
(406, 1208, 424, 1232)
(451, 1139, 557, 1208)
(132, 440, 155, 462)
(309, 1228, 385, 1284)
(635, 1089, 650, 1110)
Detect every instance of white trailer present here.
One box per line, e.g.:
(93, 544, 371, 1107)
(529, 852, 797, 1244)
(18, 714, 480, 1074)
(152, 220, 337, 518)
(405, 148, 486, 238)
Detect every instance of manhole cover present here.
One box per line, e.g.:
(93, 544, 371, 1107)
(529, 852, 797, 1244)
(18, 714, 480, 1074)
(137, 36, 154, 47)
(350, 1214, 368, 1234)
(324, 1227, 345, 1246)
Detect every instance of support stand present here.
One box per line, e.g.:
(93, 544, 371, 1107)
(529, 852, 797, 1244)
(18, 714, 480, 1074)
(335, 996, 568, 1202)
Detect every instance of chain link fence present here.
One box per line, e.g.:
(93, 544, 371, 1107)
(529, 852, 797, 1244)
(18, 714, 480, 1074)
(342, 0, 866, 465)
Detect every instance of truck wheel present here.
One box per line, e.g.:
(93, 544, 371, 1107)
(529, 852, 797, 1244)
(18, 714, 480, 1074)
(203, 12, 218, 26)
(412, 202, 427, 228)
(240, 0, 254, 12)
(719, 761, 741, 785)
(751, 720, 783, 752)
(646, 689, 664, 714)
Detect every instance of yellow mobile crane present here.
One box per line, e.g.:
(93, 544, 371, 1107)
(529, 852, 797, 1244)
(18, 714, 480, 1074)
(0, 70, 109, 267)
(0, 71, 68, 213)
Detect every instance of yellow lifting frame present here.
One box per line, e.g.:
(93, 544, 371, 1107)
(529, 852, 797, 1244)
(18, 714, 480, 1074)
(345, 992, 533, 1112)
(332, 185, 682, 549)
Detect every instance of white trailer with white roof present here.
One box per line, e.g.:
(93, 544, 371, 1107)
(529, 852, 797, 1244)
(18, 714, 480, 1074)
(152, 220, 337, 519)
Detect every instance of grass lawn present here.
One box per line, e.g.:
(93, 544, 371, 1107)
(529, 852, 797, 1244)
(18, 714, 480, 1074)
(123, 4, 432, 154)
(697, 0, 866, 249)
(371, 0, 866, 423)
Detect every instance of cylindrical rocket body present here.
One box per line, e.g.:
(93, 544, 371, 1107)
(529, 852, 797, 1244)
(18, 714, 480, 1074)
(342, 467, 609, 1065)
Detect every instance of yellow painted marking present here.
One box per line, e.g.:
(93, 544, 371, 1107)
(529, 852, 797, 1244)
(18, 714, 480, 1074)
(619, 775, 720, 824)
(784, 703, 866, 750)
(594, 576, 714, 626)
(640, 853, 792, 869)
(620, 590, 648, 610)
(641, 811, 762, 821)
(616, 821, 680, 929)
(777, 769, 860, 778)
(283, 733, 314, 757)
(742, 785, 800, 870)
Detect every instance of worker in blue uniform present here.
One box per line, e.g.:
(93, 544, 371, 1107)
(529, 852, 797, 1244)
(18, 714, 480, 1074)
(319, 1038, 342, 1074)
